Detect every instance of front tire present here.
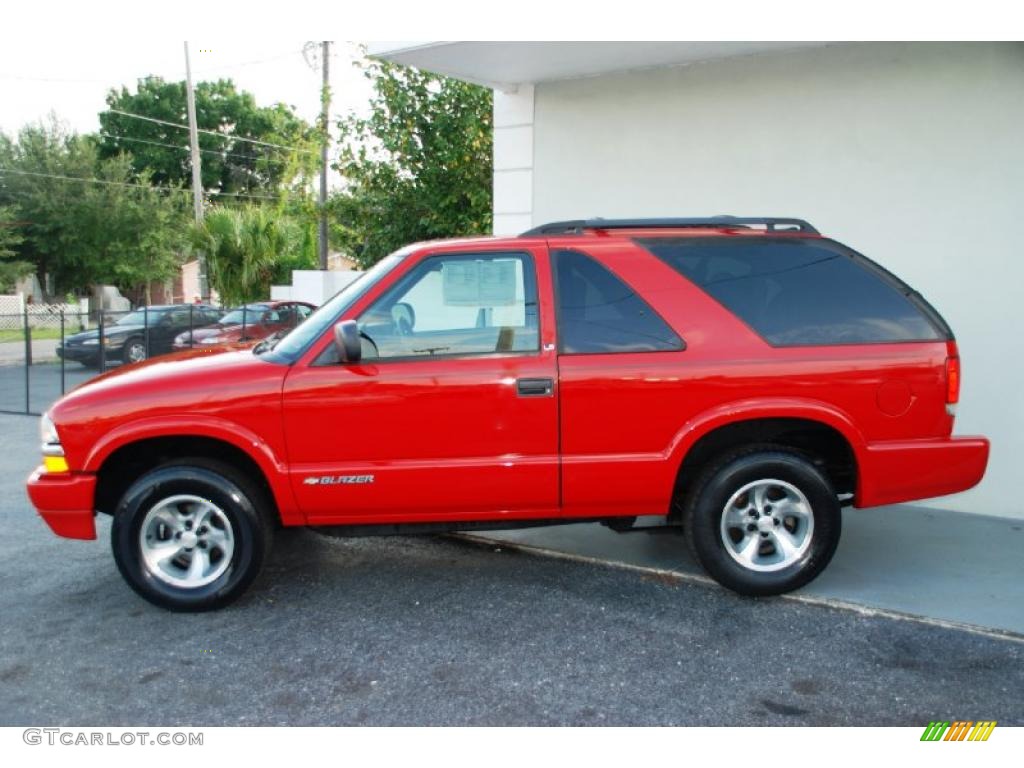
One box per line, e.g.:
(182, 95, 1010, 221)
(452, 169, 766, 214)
(683, 447, 841, 596)
(111, 460, 272, 611)
(122, 336, 147, 364)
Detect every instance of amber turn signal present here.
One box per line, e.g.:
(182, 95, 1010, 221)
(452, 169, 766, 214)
(43, 455, 69, 473)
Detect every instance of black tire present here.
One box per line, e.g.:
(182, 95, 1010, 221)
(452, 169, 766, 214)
(111, 459, 272, 611)
(682, 447, 841, 596)
(122, 336, 147, 365)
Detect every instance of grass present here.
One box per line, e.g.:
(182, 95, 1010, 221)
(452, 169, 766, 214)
(0, 327, 71, 343)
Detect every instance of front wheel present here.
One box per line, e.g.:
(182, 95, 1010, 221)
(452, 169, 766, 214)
(122, 336, 147, 365)
(683, 448, 841, 596)
(111, 460, 272, 611)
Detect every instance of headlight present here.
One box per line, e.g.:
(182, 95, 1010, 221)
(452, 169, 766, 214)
(205, 335, 221, 343)
(82, 339, 99, 346)
(40, 413, 68, 473)
(40, 413, 60, 446)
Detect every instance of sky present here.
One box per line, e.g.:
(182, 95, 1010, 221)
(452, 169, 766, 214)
(0, 40, 376, 154)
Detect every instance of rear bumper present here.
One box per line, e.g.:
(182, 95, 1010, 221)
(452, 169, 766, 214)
(856, 436, 989, 508)
(25, 467, 97, 540)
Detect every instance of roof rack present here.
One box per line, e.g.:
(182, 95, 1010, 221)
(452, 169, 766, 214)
(520, 216, 820, 236)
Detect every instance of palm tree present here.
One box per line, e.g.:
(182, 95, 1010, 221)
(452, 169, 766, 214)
(193, 205, 308, 307)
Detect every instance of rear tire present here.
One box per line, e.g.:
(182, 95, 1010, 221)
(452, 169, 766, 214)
(683, 447, 841, 596)
(111, 459, 272, 611)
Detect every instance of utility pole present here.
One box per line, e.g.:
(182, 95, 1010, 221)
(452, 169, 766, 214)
(184, 41, 208, 301)
(318, 41, 330, 271)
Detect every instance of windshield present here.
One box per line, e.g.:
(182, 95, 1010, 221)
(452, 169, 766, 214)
(115, 310, 168, 326)
(219, 305, 268, 325)
(265, 253, 405, 362)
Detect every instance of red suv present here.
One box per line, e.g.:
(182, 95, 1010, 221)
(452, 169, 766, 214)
(26, 218, 989, 611)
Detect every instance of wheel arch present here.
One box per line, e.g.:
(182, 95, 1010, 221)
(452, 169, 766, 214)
(88, 417, 301, 525)
(668, 401, 864, 516)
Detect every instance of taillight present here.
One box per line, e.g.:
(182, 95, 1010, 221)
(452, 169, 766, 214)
(945, 356, 960, 405)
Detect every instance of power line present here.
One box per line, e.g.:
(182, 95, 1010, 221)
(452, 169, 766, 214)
(98, 133, 265, 162)
(190, 49, 306, 76)
(0, 167, 290, 201)
(106, 109, 315, 154)
(0, 167, 183, 192)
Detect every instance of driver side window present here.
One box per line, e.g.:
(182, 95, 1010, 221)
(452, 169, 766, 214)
(356, 252, 539, 361)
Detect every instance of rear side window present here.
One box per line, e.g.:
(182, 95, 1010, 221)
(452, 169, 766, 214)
(638, 237, 946, 346)
(553, 249, 684, 354)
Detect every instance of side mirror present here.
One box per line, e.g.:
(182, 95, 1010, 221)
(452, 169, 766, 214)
(333, 319, 362, 363)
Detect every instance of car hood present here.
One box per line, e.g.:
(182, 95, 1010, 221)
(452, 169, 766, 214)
(49, 345, 287, 441)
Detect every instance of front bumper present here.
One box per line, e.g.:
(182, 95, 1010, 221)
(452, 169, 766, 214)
(56, 345, 100, 364)
(26, 467, 97, 540)
(856, 436, 990, 508)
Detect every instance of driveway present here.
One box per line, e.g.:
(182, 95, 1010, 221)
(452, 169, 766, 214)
(0, 359, 96, 415)
(0, 413, 1021, 725)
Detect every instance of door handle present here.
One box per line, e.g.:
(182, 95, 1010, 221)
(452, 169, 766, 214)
(516, 377, 554, 397)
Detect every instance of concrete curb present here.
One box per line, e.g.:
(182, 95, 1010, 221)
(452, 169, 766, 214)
(452, 532, 1024, 646)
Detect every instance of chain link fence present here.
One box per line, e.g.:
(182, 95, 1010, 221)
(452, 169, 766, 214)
(0, 303, 310, 416)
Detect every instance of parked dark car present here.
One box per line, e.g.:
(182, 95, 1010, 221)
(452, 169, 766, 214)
(172, 301, 315, 351)
(57, 304, 223, 367)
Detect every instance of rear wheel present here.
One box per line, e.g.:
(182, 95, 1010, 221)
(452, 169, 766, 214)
(111, 459, 272, 611)
(683, 447, 841, 596)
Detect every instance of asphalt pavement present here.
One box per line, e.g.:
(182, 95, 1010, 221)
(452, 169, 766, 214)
(0, 356, 108, 415)
(0, 412, 1021, 726)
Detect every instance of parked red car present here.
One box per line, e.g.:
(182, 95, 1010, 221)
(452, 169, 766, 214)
(172, 301, 316, 350)
(27, 217, 989, 611)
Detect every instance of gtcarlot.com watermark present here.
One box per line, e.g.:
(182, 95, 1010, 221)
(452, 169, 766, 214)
(23, 728, 203, 746)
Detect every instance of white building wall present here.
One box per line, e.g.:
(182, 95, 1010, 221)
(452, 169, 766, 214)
(270, 270, 362, 306)
(519, 42, 1024, 518)
(492, 85, 535, 236)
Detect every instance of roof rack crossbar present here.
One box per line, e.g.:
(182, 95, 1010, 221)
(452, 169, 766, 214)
(521, 216, 819, 236)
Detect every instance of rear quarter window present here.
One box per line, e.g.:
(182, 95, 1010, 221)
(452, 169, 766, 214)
(553, 249, 684, 354)
(637, 237, 947, 346)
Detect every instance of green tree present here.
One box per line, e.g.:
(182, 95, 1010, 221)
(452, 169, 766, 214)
(99, 77, 318, 198)
(0, 118, 190, 296)
(193, 205, 315, 306)
(329, 58, 492, 268)
(0, 204, 32, 292)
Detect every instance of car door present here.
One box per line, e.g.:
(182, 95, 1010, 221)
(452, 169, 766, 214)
(282, 244, 560, 524)
(154, 309, 192, 353)
(550, 244, 689, 518)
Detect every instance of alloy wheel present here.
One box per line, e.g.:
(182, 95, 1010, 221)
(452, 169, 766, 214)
(139, 494, 235, 588)
(719, 478, 814, 572)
